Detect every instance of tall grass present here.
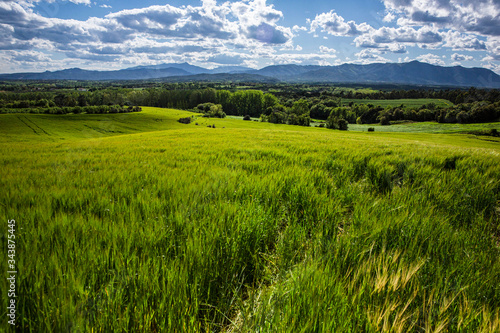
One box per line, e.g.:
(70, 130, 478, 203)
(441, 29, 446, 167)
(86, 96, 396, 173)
(0, 108, 499, 332)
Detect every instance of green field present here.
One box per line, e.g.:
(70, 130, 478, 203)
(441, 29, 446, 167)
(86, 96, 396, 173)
(1, 107, 499, 332)
(349, 122, 500, 134)
(343, 98, 453, 108)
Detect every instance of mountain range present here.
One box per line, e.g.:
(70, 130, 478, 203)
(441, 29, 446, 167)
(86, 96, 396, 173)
(1, 61, 499, 88)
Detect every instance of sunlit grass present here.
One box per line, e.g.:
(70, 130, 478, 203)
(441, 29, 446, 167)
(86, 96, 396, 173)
(0, 107, 499, 332)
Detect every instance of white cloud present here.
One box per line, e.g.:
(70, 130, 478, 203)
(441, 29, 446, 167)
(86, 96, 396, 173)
(381, 0, 500, 37)
(319, 45, 336, 54)
(451, 53, 474, 62)
(7, 50, 51, 62)
(416, 53, 446, 66)
(442, 30, 487, 50)
(354, 25, 440, 53)
(69, 0, 91, 5)
(485, 37, 500, 60)
(292, 25, 307, 32)
(383, 12, 396, 22)
(481, 60, 500, 74)
(0, 0, 298, 72)
(309, 10, 371, 37)
(0, 0, 497, 72)
(354, 49, 390, 63)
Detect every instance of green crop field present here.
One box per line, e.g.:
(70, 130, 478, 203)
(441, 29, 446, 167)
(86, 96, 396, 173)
(349, 122, 500, 134)
(1, 107, 499, 332)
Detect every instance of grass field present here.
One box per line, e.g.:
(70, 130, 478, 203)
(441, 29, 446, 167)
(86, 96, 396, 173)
(349, 122, 500, 134)
(343, 98, 453, 108)
(1, 107, 499, 332)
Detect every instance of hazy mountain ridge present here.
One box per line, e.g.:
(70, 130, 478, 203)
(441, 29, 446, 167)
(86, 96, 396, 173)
(1, 61, 499, 87)
(288, 61, 500, 87)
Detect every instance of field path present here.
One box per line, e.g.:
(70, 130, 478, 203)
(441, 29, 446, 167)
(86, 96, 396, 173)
(17, 115, 51, 136)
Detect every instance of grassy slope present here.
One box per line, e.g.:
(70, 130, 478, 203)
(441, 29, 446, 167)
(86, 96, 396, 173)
(1, 107, 499, 332)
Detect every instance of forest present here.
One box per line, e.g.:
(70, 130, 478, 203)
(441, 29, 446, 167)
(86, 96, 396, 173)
(1, 82, 499, 127)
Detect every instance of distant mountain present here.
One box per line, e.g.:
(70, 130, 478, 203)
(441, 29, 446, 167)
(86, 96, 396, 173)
(0, 67, 191, 80)
(290, 61, 500, 87)
(209, 66, 253, 74)
(157, 73, 279, 83)
(249, 64, 323, 79)
(1, 61, 499, 87)
(126, 62, 209, 75)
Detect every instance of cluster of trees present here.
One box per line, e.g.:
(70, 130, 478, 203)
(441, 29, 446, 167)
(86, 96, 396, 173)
(196, 103, 226, 118)
(328, 86, 500, 105)
(361, 101, 500, 125)
(437, 102, 500, 124)
(260, 99, 311, 126)
(0, 105, 141, 114)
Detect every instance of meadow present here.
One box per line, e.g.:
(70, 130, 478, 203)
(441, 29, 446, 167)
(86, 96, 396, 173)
(1, 107, 499, 332)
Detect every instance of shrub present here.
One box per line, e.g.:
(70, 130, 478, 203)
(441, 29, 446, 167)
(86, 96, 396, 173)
(202, 104, 226, 118)
(368, 127, 375, 132)
(178, 117, 192, 124)
(456, 111, 469, 124)
(379, 116, 390, 126)
(326, 114, 348, 130)
(243, 115, 251, 121)
(337, 118, 348, 130)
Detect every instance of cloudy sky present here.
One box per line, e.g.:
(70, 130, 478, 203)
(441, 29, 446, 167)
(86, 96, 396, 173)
(0, 0, 499, 73)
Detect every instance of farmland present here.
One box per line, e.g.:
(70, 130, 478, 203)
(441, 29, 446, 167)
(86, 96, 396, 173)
(1, 107, 500, 332)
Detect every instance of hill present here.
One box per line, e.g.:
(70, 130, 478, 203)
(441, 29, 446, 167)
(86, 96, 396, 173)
(157, 73, 279, 83)
(1, 61, 499, 87)
(291, 61, 500, 87)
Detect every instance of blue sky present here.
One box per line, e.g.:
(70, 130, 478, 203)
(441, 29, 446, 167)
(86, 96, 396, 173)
(0, 0, 498, 73)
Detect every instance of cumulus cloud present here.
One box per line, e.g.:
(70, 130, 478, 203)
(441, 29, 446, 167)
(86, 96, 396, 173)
(383, 12, 396, 22)
(247, 23, 290, 44)
(8, 50, 51, 63)
(382, 0, 500, 36)
(354, 25, 440, 53)
(482, 60, 500, 74)
(0, 0, 497, 72)
(230, 0, 292, 44)
(292, 25, 307, 32)
(485, 37, 500, 60)
(354, 49, 390, 63)
(442, 30, 487, 50)
(416, 53, 446, 66)
(451, 53, 474, 62)
(309, 11, 371, 36)
(0, 0, 296, 71)
(319, 45, 337, 54)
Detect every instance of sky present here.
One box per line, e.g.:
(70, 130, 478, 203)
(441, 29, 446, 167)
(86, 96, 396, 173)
(0, 0, 499, 74)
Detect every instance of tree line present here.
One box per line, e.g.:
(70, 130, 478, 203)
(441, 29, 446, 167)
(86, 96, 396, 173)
(1, 85, 498, 126)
